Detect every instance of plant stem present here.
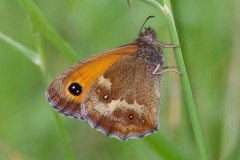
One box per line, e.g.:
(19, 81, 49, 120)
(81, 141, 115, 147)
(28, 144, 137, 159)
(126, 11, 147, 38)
(163, 4, 207, 160)
(54, 112, 76, 160)
(30, 18, 76, 160)
(140, 0, 207, 159)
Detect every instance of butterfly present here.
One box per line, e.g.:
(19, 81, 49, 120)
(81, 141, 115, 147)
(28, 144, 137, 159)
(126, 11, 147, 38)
(46, 27, 166, 140)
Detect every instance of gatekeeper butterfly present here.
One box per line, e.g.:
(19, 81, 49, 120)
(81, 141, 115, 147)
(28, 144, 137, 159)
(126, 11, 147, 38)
(46, 26, 166, 140)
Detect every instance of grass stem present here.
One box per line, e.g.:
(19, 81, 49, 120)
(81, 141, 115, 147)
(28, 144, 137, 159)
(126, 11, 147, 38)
(140, 0, 208, 159)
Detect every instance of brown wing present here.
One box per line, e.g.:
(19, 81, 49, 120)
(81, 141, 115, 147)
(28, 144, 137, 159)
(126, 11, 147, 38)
(81, 55, 161, 140)
(45, 45, 137, 119)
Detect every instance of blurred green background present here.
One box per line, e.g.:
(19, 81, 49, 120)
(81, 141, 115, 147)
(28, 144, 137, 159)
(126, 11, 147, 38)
(0, 0, 239, 160)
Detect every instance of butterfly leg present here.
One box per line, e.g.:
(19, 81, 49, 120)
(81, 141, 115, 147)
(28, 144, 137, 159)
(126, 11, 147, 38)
(163, 65, 177, 69)
(152, 63, 161, 75)
(155, 69, 182, 75)
(157, 41, 180, 48)
(153, 64, 182, 75)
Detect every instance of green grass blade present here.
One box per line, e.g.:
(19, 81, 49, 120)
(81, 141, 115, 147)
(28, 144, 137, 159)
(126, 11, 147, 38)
(29, 13, 76, 160)
(145, 134, 188, 160)
(140, 0, 208, 159)
(19, 0, 79, 62)
(161, 3, 207, 160)
(54, 112, 76, 160)
(137, 0, 162, 9)
(0, 31, 40, 66)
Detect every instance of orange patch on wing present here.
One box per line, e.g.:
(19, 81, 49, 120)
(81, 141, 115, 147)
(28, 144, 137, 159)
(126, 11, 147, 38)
(63, 45, 137, 104)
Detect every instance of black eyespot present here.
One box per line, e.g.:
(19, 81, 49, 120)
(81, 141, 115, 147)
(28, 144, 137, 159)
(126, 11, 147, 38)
(68, 82, 82, 96)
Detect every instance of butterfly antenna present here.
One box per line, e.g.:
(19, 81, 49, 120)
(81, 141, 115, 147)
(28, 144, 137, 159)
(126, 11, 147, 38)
(140, 15, 155, 33)
(127, 0, 140, 32)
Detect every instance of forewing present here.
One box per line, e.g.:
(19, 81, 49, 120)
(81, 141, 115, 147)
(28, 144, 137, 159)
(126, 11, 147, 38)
(45, 45, 136, 119)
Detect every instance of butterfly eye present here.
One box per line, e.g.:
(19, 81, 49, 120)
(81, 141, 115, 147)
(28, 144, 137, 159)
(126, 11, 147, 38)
(68, 82, 82, 96)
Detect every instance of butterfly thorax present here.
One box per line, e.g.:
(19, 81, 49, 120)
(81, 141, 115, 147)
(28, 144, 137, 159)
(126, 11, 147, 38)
(135, 27, 164, 72)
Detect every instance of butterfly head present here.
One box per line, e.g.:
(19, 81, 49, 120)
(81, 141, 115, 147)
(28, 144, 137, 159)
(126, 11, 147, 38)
(137, 27, 157, 45)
